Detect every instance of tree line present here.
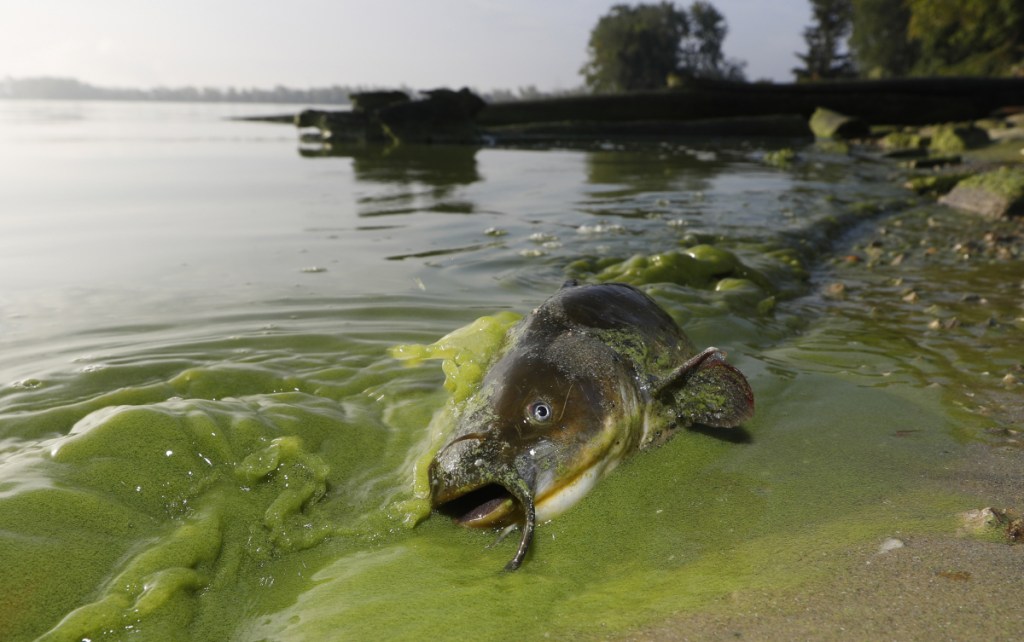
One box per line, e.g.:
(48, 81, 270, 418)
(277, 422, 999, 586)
(0, 76, 586, 104)
(582, 0, 1022, 93)
(0, 76, 391, 104)
(795, 0, 1023, 80)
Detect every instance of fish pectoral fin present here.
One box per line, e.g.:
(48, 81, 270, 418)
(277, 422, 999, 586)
(654, 348, 754, 429)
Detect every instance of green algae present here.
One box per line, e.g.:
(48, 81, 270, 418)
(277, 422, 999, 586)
(714, 277, 759, 293)
(956, 165, 1024, 201)
(939, 166, 1024, 218)
(0, 394, 367, 641)
(233, 291, 994, 640)
(390, 311, 521, 405)
(904, 173, 969, 195)
(762, 148, 796, 168)
(36, 500, 224, 642)
(388, 311, 522, 523)
(595, 250, 720, 287)
(575, 244, 772, 293)
(567, 245, 789, 317)
(880, 130, 926, 150)
(929, 124, 990, 153)
(683, 244, 740, 275)
(0, 294, 1009, 642)
(0, 334, 449, 641)
(238, 354, 972, 641)
(809, 107, 869, 140)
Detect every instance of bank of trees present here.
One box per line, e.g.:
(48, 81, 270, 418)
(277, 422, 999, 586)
(580, 1, 745, 93)
(795, 0, 1023, 80)
(580, 0, 1021, 92)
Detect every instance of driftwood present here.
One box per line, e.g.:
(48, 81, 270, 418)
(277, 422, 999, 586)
(478, 78, 1024, 128)
(484, 114, 812, 143)
(377, 88, 486, 143)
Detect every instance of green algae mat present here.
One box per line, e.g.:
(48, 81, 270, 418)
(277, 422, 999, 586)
(3, 281, 1014, 641)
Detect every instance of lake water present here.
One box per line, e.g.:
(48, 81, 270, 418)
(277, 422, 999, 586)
(1, 101, 1020, 640)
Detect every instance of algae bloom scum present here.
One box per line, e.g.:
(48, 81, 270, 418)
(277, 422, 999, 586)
(1, 101, 1021, 640)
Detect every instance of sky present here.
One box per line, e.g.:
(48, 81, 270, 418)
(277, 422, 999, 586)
(1, 1, 812, 91)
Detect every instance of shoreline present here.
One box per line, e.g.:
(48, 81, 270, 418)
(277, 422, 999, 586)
(619, 125, 1024, 640)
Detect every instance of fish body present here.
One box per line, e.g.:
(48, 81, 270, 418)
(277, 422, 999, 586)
(428, 282, 753, 569)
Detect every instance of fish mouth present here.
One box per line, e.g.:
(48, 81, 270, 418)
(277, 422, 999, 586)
(432, 479, 536, 570)
(429, 456, 537, 570)
(434, 482, 518, 527)
(429, 433, 537, 570)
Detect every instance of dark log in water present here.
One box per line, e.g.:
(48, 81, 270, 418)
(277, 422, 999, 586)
(483, 114, 813, 143)
(477, 78, 1024, 128)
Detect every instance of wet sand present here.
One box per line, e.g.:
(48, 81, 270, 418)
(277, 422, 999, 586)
(623, 441, 1023, 641)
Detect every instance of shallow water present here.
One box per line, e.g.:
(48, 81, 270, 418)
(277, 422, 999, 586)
(0, 101, 1020, 641)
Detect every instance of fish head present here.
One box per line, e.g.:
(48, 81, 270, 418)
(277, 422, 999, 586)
(428, 334, 637, 568)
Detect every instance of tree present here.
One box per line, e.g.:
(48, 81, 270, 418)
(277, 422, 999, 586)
(581, 3, 690, 92)
(677, 1, 747, 80)
(846, 0, 1023, 78)
(905, 0, 1024, 76)
(793, 0, 856, 80)
(581, 2, 745, 93)
(849, 0, 918, 77)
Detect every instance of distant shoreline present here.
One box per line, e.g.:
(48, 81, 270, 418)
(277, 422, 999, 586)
(0, 96, 350, 106)
(0, 76, 583, 106)
(0, 77, 356, 105)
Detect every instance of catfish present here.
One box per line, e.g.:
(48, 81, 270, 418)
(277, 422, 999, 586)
(428, 282, 754, 570)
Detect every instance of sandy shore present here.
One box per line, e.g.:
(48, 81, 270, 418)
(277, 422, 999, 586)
(620, 442, 1023, 641)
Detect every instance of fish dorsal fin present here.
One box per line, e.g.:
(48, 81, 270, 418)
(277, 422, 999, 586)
(652, 347, 754, 428)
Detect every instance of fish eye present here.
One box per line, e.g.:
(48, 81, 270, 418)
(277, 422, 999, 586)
(527, 401, 553, 423)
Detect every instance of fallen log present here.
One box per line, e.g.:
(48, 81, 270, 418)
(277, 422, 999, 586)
(478, 78, 1024, 128)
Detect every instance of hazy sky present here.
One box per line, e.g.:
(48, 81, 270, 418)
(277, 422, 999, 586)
(2, 1, 811, 90)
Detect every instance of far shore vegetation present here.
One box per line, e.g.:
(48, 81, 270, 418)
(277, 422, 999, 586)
(581, 0, 1021, 93)
(3, 0, 1020, 105)
(0, 75, 580, 105)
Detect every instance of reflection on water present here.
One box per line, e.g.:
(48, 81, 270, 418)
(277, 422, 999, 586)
(349, 144, 481, 218)
(1, 101, 1017, 641)
(302, 142, 480, 190)
(584, 143, 723, 195)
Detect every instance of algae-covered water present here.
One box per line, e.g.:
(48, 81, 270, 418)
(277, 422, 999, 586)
(1, 102, 1020, 641)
